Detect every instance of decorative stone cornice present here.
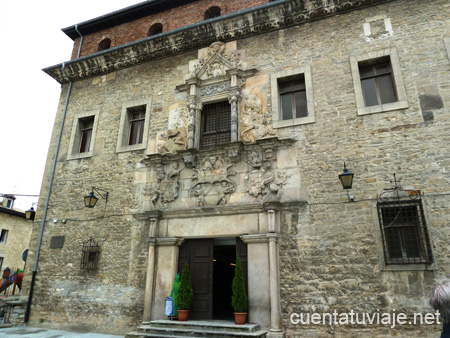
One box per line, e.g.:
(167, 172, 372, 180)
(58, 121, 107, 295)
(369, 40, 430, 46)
(44, 0, 393, 84)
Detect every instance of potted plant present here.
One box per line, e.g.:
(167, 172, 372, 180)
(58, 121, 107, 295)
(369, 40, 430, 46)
(177, 262, 193, 321)
(232, 254, 248, 325)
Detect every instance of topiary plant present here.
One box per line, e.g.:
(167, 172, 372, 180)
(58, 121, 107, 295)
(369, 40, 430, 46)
(178, 262, 193, 310)
(231, 254, 248, 313)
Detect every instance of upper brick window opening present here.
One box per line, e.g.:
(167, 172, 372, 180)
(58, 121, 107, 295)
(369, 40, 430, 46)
(98, 38, 111, 52)
(204, 6, 221, 20)
(278, 74, 307, 120)
(200, 101, 231, 149)
(359, 57, 397, 107)
(148, 23, 163, 36)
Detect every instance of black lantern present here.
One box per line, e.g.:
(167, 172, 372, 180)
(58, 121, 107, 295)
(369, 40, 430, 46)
(84, 191, 98, 208)
(84, 187, 108, 208)
(25, 207, 36, 221)
(339, 162, 354, 190)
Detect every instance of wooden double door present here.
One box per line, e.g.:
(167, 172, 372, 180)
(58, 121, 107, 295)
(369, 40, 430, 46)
(178, 238, 247, 320)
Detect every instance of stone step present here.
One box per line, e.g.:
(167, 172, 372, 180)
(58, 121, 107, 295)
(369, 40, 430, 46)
(125, 320, 267, 338)
(146, 319, 261, 333)
(126, 329, 267, 338)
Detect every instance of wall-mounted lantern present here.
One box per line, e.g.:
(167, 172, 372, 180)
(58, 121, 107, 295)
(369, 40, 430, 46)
(84, 187, 109, 208)
(339, 162, 354, 201)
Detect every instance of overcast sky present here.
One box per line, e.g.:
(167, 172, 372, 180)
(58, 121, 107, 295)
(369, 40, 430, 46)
(0, 0, 143, 210)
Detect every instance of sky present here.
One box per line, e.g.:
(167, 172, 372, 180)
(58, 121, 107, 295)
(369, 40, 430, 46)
(0, 0, 144, 210)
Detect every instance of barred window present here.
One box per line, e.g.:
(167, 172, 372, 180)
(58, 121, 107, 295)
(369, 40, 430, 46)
(81, 238, 101, 270)
(200, 101, 231, 149)
(377, 200, 433, 265)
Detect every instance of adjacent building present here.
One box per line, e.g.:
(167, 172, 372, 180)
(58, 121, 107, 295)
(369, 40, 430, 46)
(0, 196, 31, 273)
(25, 0, 450, 337)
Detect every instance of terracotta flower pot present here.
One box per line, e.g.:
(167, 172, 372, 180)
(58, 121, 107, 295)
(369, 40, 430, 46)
(234, 312, 247, 325)
(178, 309, 189, 321)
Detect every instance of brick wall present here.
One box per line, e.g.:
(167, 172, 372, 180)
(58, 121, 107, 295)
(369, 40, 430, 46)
(71, 0, 268, 59)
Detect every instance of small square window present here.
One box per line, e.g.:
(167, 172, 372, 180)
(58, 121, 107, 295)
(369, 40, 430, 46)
(117, 99, 151, 153)
(377, 200, 433, 265)
(81, 238, 101, 270)
(271, 65, 315, 128)
(350, 47, 408, 115)
(0, 230, 8, 244)
(67, 110, 99, 160)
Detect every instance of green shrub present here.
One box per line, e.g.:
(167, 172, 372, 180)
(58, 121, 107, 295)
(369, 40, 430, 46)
(178, 262, 193, 310)
(231, 254, 248, 312)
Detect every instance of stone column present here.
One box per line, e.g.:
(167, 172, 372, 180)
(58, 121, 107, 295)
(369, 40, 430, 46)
(143, 214, 160, 323)
(229, 74, 240, 142)
(151, 237, 185, 319)
(266, 209, 283, 338)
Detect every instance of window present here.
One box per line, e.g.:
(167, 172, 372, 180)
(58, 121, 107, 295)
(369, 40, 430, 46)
(79, 118, 94, 153)
(98, 38, 111, 52)
(0, 230, 8, 244)
(5, 199, 13, 209)
(200, 101, 231, 149)
(204, 6, 221, 20)
(359, 58, 396, 107)
(350, 47, 408, 115)
(279, 75, 307, 120)
(67, 110, 99, 160)
(116, 98, 151, 153)
(128, 109, 145, 145)
(148, 23, 163, 36)
(81, 238, 101, 270)
(377, 200, 433, 265)
(270, 65, 315, 128)
(0, 257, 3, 272)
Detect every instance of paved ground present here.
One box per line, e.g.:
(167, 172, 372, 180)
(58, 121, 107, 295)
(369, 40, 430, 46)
(0, 326, 124, 338)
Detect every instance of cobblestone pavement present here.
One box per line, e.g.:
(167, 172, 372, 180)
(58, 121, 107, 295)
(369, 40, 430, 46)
(0, 326, 123, 338)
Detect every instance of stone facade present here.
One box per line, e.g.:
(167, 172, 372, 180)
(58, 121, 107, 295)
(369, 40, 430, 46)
(25, 0, 450, 336)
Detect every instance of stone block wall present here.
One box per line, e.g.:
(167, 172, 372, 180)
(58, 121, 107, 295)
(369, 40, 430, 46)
(25, 0, 450, 336)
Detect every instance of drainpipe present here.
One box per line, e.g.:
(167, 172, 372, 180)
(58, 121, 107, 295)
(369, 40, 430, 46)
(74, 24, 83, 58)
(25, 27, 83, 323)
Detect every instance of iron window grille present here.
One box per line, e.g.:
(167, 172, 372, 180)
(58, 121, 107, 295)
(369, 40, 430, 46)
(80, 238, 101, 270)
(377, 199, 433, 265)
(278, 74, 307, 120)
(200, 101, 231, 149)
(359, 57, 397, 107)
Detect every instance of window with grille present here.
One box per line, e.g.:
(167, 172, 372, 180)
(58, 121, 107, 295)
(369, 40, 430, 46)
(359, 57, 397, 107)
(200, 102, 231, 149)
(79, 118, 94, 153)
(377, 200, 433, 265)
(128, 109, 145, 145)
(80, 238, 101, 270)
(279, 74, 307, 120)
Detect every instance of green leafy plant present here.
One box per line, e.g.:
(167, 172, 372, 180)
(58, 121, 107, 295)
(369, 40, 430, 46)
(231, 254, 248, 313)
(178, 262, 193, 310)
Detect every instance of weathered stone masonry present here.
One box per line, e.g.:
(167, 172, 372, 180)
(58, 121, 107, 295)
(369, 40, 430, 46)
(24, 0, 450, 336)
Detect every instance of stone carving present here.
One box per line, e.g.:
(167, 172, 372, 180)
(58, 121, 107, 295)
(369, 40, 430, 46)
(149, 162, 184, 209)
(157, 127, 188, 154)
(190, 156, 236, 206)
(168, 107, 189, 129)
(200, 82, 231, 97)
(245, 160, 289, 202)
(241, 94, 276, 143)
(207, 61, 226, 78)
